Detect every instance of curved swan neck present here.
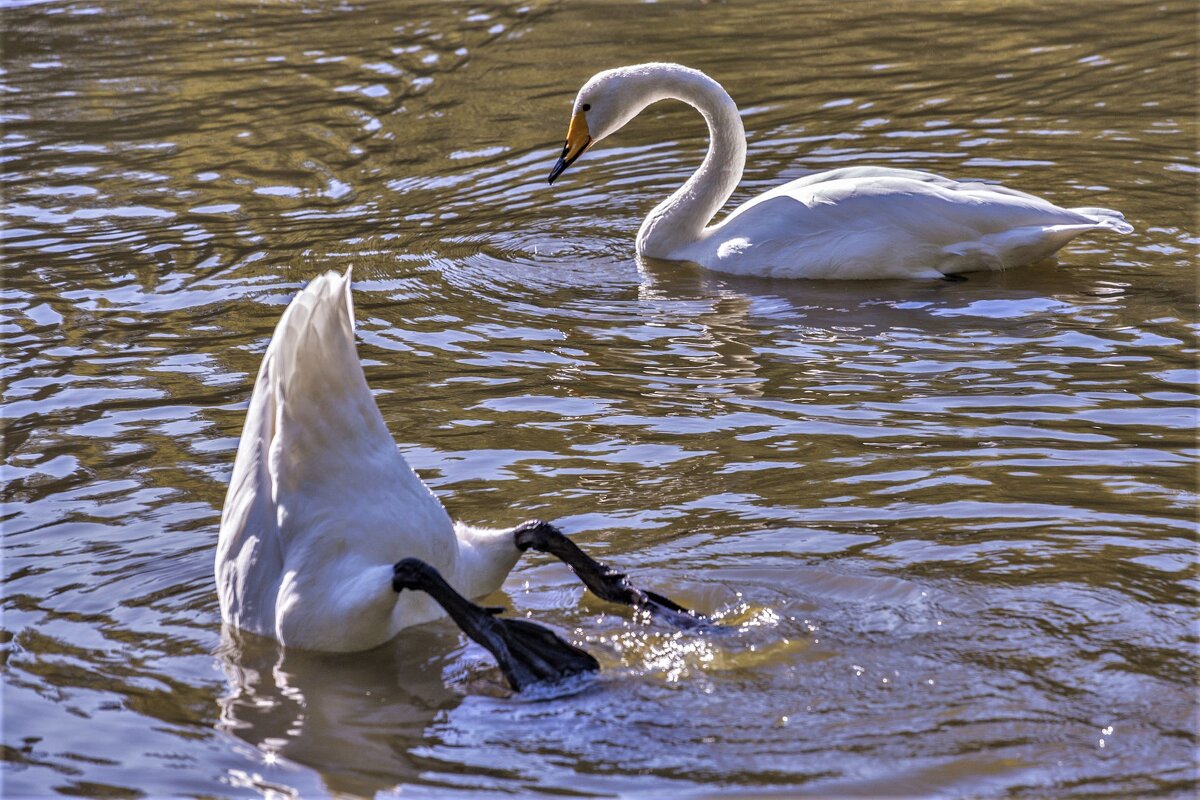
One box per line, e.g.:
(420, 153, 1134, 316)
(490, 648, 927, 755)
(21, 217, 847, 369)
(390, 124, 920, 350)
(630, 65, 746, 259)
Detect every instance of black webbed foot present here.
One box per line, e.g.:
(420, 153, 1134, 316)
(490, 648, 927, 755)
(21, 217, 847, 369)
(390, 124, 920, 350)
(393, 557, 598, 691)
(513, 521, 707, 629)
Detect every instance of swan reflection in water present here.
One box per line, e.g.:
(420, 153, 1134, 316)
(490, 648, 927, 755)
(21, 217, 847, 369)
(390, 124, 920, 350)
(213, 601, 812, 797)
(636, 253, 1129, 333)
(215, 624, 481, 797)
(633, 255, 1132, 383)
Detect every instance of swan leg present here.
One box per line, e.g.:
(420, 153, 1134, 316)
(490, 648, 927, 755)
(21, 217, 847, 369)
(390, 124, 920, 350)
(513, 521, 706, 629)
(392, 557, 598, 691)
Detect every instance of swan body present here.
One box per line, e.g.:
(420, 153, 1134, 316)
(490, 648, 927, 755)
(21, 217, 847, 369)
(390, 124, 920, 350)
(548, 63, 1132, 280)
(216, 270, 520, 652)
(216, 270, 696, 683)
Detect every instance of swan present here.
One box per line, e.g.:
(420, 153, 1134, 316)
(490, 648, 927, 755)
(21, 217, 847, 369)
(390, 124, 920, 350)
(216, 269, 698, 690)
(548, 63, 1133, 280)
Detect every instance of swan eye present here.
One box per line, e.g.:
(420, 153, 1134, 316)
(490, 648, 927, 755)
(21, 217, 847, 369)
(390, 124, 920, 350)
(581, 103, 591, 112)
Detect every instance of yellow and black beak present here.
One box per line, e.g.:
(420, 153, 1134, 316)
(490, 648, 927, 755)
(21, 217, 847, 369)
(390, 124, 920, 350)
(548, 111, 592, 184)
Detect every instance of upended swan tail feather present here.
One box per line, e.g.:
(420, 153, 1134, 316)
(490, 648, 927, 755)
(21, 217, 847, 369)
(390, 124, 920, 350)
(218, 267, 462, 651)
(218, 266, 381, 641)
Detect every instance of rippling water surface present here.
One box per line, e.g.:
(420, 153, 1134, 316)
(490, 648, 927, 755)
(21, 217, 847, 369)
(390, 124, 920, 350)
(2, 1, 1197, 797)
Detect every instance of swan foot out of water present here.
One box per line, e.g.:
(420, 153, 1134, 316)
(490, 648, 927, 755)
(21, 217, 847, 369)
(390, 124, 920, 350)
(548, 63, 1132, 280)
(391, 557, 598, 690)
(513, 520, 706, 629)
(216, 268, 703, 692)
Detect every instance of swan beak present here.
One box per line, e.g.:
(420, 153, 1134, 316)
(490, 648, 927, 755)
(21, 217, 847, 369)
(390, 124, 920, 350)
(548, 111, 591, 185)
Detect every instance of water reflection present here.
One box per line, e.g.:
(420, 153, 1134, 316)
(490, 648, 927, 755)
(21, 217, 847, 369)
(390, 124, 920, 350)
(637, 252, 1114, 332)
(216, 626, 469, 797)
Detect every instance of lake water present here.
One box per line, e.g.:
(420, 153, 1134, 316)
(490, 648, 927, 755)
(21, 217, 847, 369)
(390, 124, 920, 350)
(2, 1, 1197, 797)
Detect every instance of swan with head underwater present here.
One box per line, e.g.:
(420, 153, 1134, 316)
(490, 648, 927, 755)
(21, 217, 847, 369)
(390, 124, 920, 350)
(548, 63, 1133, 280)
(216, 269, 702, 691)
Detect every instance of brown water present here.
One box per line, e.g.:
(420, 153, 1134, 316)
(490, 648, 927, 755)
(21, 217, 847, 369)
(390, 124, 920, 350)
(2, 1, 1197, 797)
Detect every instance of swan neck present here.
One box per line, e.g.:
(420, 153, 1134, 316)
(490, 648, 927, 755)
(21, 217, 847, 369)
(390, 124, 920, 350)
(636, 69, 745, 259)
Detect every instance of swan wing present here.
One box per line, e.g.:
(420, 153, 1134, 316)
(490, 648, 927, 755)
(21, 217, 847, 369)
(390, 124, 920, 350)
(775, 166, 1043, 202)
(217, 270, 456, 637)
(707, 174, 1130, 278)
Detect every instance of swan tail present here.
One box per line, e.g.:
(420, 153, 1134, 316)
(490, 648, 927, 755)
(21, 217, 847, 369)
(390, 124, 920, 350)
(220, 271, 460, 644)
(218, 270, 365, 630)
(269, 270, 452, 518)
(267, 268, 406, 489)
(228, 269, 450, 553)
(940, 216, 1129, 273)
(1069, 206, 1134, 235)
(272, 268, 360, 411)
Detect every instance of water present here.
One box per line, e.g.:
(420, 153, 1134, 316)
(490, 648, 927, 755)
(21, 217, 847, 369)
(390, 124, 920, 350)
(2, 0, 1196, 797)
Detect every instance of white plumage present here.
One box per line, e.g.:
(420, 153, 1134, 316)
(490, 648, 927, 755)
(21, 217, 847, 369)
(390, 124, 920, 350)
(549, 63, 1132, 279)
(216, 270, 520, 652)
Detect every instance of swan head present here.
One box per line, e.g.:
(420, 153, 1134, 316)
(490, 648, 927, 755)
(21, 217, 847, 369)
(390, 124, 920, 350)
(548, 65, 669, 184)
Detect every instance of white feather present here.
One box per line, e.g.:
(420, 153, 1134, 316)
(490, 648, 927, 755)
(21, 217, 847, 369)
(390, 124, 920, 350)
(564, 64, 1133, 280)
(216, 270, 520, 652)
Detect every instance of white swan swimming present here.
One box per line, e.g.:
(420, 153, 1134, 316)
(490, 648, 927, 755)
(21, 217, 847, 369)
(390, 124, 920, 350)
(216, 269, 699, 689)
(548, 63, 1133, 280)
